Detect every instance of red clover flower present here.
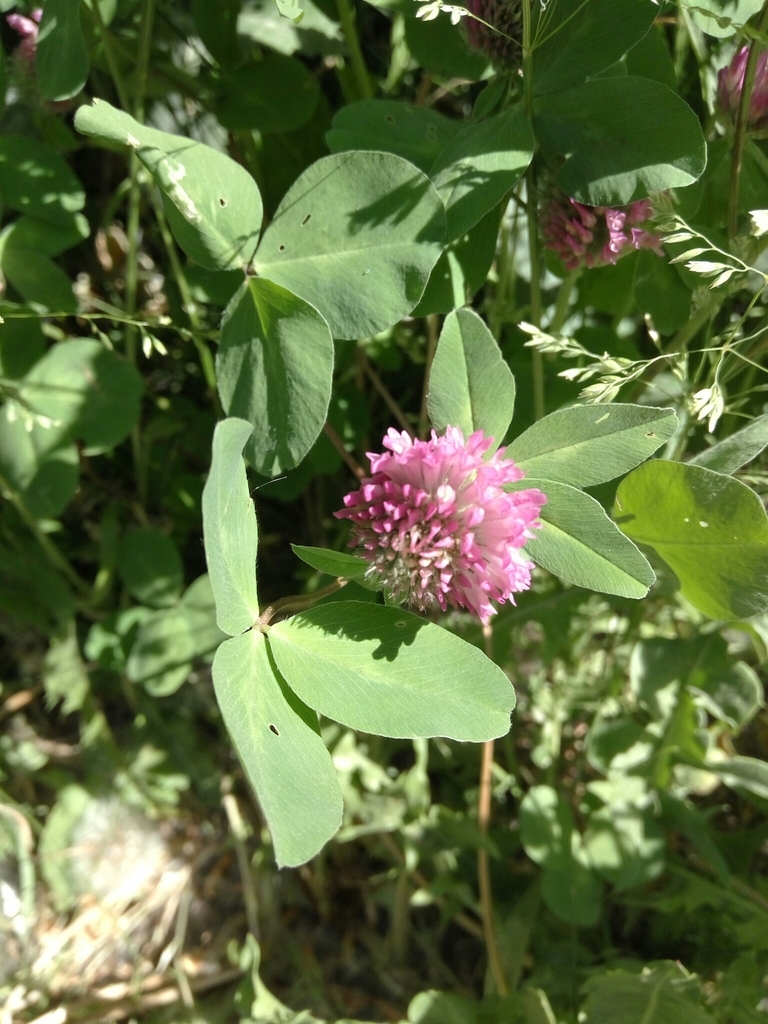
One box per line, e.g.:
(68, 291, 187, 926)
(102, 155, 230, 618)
(464, 0, 523, 69)
(541, 191, 663, 271)
(334, 427, 546, 625)
(718, 46, 768, 128)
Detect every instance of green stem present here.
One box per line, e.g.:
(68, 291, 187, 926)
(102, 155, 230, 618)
(89, 0, 131, 109)
(0, 472, 91, 597)
(150, 189, 219, 399)
(549, 271, 579, 334)
(335, 0, 374, 100)
(522, 0, 544, 421)
(419, 314, 440, 439)
(359, 349, 413, 434)
(259, 579, 348, 625)
(728, 1, 768, 241)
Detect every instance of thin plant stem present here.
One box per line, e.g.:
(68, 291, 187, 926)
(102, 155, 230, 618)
(323, 421, 365, 479)
(419, 314, 440, 439)
(728, 0, 768, 241)
(522, 0, 544, 421)
(477, 623, 509, 997)
(89, 0, 130, 109)
(150, 189, 219, 401)
(0, 472, 91, 597)
(359, 350, 413, 434)
(259, 579, 348, 625)
(549, 271, 579, 334)
(334, 0, 374, 100)
(222, 789, 260, 938)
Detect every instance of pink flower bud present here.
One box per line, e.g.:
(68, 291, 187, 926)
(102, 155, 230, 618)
(7, 8, 42, 65)
(717, 46, 768, 128)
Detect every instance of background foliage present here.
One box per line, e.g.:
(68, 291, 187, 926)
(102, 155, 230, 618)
(1, 0, 768, 1023)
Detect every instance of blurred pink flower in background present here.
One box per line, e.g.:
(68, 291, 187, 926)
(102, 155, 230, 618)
(335, 427, 546, 625)
(717, 46, 768, 127)
(541, 191, 663, 271)
(6, 8, 42, 65)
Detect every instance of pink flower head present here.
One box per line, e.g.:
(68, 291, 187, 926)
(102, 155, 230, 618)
(465, 0, 523, 69)
(334, 427, 546, 625)
(718, 46, 768, 128)
(541, 190, 663, 271)
(7, 8, 42, 65)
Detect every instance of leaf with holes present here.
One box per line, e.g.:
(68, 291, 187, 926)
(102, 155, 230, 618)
(217, 279, 333, 476)
(74, 101, 263, 271)
(254, 151, 445, 339)
(326, 100, 459, 173)
(213, 630, 343, 867)
(615, 461, 768, 619)
(506, 405, 678, 487)
(518, 479, 655, 599)
(267, 601, 515, 740)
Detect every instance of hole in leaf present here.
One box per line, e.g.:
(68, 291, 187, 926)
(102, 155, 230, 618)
(395, 620, 406, 627)
(301, 214, 311, 226)
(385, 114, 395, 123)
(269, 724, 279, 735)
(646, 431, 655, 437)
(278, 244, 286, 251)
(219, 197, 227, 207)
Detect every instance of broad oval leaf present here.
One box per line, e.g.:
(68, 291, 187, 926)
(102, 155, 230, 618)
(20, 339, 143, 453)
(520, 478, 655, 598)
(213, 630, 343, 867)
(0, 135, 85, 225)
(534, 78, 706, 205)
(506, 404, 678, 487)
(217, 279, 333, 476)
(74, 101, 263, 272)
(615, 461, 768, 620)
(411, 202, 502, 316)
(582, 962, 718, 1024)
(689, 413, 768, 474)
(216, 54, 319, 133)
(37, 0, 90, 102)
(427, 307, 516, 446)
(126, 609, 196, 697)
(254, 151, 446, 339)
(327, 100, 459, 173)
(202, 418, 260, 636)
(531, 0, 656, 96)
(267, 601, 515, 741)
(0, 403, 78, 519)
(117, 529, 184, 609)
(430, 104, 534, 242)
